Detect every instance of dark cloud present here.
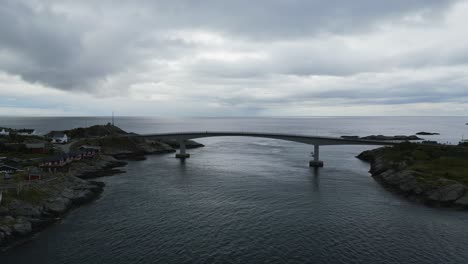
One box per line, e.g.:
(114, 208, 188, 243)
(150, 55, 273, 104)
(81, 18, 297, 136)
(0, 0, 190, 91)
(142, 0, 456, 39)
(0, 0, 464, 102)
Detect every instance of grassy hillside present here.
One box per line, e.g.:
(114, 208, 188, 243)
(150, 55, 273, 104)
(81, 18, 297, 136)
(377, 143, 468, 186)
(47, 123, 128, 139)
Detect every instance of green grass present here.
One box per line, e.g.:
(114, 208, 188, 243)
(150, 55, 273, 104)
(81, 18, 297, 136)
(410, 157, 468, 185)
(1, 187, 50, 206)
(15, 188, 50, 204)
(381, 143, 468, 186)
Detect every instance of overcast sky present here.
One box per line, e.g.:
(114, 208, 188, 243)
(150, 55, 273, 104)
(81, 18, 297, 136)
(1, 0, 467, 116)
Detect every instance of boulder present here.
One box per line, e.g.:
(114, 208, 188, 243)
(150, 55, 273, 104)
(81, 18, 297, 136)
(7, 200, 43, 217)
(455, 194, 468, 207)
(380, 170, 415, 188)
(13, 221, 32, 236)
(60, 188, 75, 200)
(0, 225, 12, 236)
(399, 176, 420, 193)
(44, 197, 71, 215)
(69, 190, 96, 204)
(378, 169, 397, 182)
(370, 157, 389, 175)
(24, 217, 52, 229)
(2, 215, 15, 223)
(427, 183, 466, 202)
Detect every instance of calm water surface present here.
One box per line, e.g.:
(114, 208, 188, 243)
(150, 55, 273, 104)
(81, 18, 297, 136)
(0, 117, 467, 263)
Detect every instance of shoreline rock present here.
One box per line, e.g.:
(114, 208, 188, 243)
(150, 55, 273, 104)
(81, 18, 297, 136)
(0, 155, 119, 249)
(341, 135, 422, 141)
(68, 155, 127, 179)
(416, 132, 440, 135)
(1, 137, 205, 249)
(1, 123, 207, 249)
(71, 136, 204, 161)
(357, 148, 468, 209)
(0, 178, 105, 250)
(361, 135, 422, 140)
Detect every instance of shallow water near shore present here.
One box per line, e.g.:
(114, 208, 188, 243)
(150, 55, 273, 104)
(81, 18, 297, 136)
(1, 116, 468, 263)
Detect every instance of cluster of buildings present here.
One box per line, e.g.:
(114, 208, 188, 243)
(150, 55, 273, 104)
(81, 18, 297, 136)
(0, 127, 69, 144)
(39, 146, 100, 172)
(1, 146, 100, 181)
(0, 126, 102, 184)
(0, 128, 36, 136)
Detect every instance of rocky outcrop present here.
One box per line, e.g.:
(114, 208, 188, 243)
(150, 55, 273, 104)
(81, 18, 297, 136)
(1, 132, 204, 248)
(105, 139, 175, 160)
(342, 135, 422, 141)
(0, 156, 114, 249)
(1, 125, 205, 249)
(67, 125, 205, 160)
(46, 124, 128, 139)
(97, 137, 204, 160)
(358, 149, 468, 208)
(455, 194, 468, 206)
(416, 132, 440, 135)
(71, 136, 202, 161)
(13, 219, 32, 236)
(361, 135, 422, 141)
(158, 139, 205, 149)
(0, 177, 104, 248)
(68, 155, 127, 179)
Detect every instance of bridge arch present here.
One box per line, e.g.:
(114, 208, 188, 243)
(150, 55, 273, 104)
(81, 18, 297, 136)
(138, 131, 396, 167)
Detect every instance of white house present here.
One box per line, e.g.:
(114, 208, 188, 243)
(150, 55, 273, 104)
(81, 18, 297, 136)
(0, 129, 9, 136)
(0, 164, 21, 173)
(51, 132, 69, 144)
(17, 129, 36, 136)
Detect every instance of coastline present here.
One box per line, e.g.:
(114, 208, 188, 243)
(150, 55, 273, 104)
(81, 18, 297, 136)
(4, 127, 466, 251)
(357, 147, 468, 209)
(0, 136, 205, 250)
(0, 155, 123, 250)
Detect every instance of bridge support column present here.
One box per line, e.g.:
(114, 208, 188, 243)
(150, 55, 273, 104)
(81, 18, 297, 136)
(175, 139, 190, 159)
(309, 144, 324, 167)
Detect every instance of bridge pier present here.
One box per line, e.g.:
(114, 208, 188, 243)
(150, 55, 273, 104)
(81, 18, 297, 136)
(309, 144, 324, 167)
(175, 139, 190, 159)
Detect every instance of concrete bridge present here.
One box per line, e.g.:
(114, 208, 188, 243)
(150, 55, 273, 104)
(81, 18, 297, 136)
(140, 131, 398, 167)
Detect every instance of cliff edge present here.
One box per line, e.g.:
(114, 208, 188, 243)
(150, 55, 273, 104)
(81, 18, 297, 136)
(357, 143, 468, 208)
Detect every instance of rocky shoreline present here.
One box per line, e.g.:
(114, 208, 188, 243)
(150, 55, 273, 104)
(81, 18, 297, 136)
(342, 134, 422, 140)
(0, 155, 124, 250)
(0, 135, 205, 250)
(0, 123, 207, 250)
(357, 147, 468, 208)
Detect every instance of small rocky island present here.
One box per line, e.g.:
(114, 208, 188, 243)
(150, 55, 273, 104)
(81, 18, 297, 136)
(358, 142, 468, 208)
(415, 132, 440, 135)
(341, 135, 423, 140)
(0, 124, 203, 249)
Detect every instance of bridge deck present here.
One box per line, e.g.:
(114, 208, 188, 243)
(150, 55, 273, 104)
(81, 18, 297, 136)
(139, 131, 399, 146)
